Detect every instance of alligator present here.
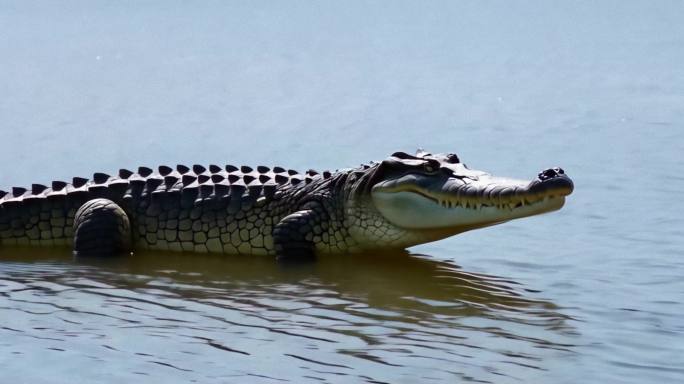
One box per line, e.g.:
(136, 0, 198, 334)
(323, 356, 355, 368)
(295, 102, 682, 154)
(0, 150, 573, 259)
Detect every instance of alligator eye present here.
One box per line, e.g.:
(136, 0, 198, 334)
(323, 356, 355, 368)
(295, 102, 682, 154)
(423, 163, 439, 173)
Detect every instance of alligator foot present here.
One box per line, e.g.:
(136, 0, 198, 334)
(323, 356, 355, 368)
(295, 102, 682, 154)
(73, 198, 131, 257)
(273, 203, 324, 261)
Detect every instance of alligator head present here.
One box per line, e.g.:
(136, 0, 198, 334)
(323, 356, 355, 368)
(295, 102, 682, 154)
(346, 150, 573, 249)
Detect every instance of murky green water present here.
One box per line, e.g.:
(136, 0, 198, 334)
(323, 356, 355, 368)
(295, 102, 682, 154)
(1, 1, 683, 383)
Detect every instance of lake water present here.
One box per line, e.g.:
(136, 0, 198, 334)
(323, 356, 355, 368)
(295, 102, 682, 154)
(1, 1, 683, 383)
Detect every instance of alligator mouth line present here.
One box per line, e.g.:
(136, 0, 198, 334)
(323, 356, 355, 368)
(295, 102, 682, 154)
(428, 195, 555, 211)
(386, 186, 566, 212)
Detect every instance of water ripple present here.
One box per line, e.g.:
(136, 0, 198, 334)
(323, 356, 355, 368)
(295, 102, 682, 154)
(0, 248, 576, 383)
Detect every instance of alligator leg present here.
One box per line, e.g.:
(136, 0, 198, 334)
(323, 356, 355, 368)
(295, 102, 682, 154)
(72, 198, 131, 257)
(273, 202, 326, 260)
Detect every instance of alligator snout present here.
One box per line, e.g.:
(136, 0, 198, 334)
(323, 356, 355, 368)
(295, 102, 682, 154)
(538, 167, 565, 181)
(529, 167, 574, 196)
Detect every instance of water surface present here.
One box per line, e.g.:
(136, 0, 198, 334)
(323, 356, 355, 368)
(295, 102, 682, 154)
(2, 248, 576, 383)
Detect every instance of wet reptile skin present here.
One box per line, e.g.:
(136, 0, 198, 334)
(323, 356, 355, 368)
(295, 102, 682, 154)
(0, 163, 415, 255)
(0, 152, 573, 257)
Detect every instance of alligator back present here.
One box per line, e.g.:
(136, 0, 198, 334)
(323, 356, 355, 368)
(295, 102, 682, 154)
(0, 164, 328, 254)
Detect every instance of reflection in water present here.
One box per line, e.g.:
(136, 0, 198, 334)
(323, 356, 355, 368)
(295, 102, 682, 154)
(0, 247, 575, 383)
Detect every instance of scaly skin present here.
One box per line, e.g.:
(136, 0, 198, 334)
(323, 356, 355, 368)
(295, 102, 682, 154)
(0, 150, 574, 258)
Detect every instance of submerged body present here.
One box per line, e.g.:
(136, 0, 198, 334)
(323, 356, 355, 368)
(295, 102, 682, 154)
(0, 150, 573, 258)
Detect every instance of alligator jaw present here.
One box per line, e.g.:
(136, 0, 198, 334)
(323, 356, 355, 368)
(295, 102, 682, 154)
(370, 171, 573, 231)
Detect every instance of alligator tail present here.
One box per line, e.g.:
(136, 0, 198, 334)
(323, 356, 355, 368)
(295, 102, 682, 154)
(0, 185, 77, 247)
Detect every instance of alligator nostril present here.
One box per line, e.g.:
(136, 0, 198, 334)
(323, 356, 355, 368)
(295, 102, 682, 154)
(530, 167, 573, 195)
(538, 167, 564, 181)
